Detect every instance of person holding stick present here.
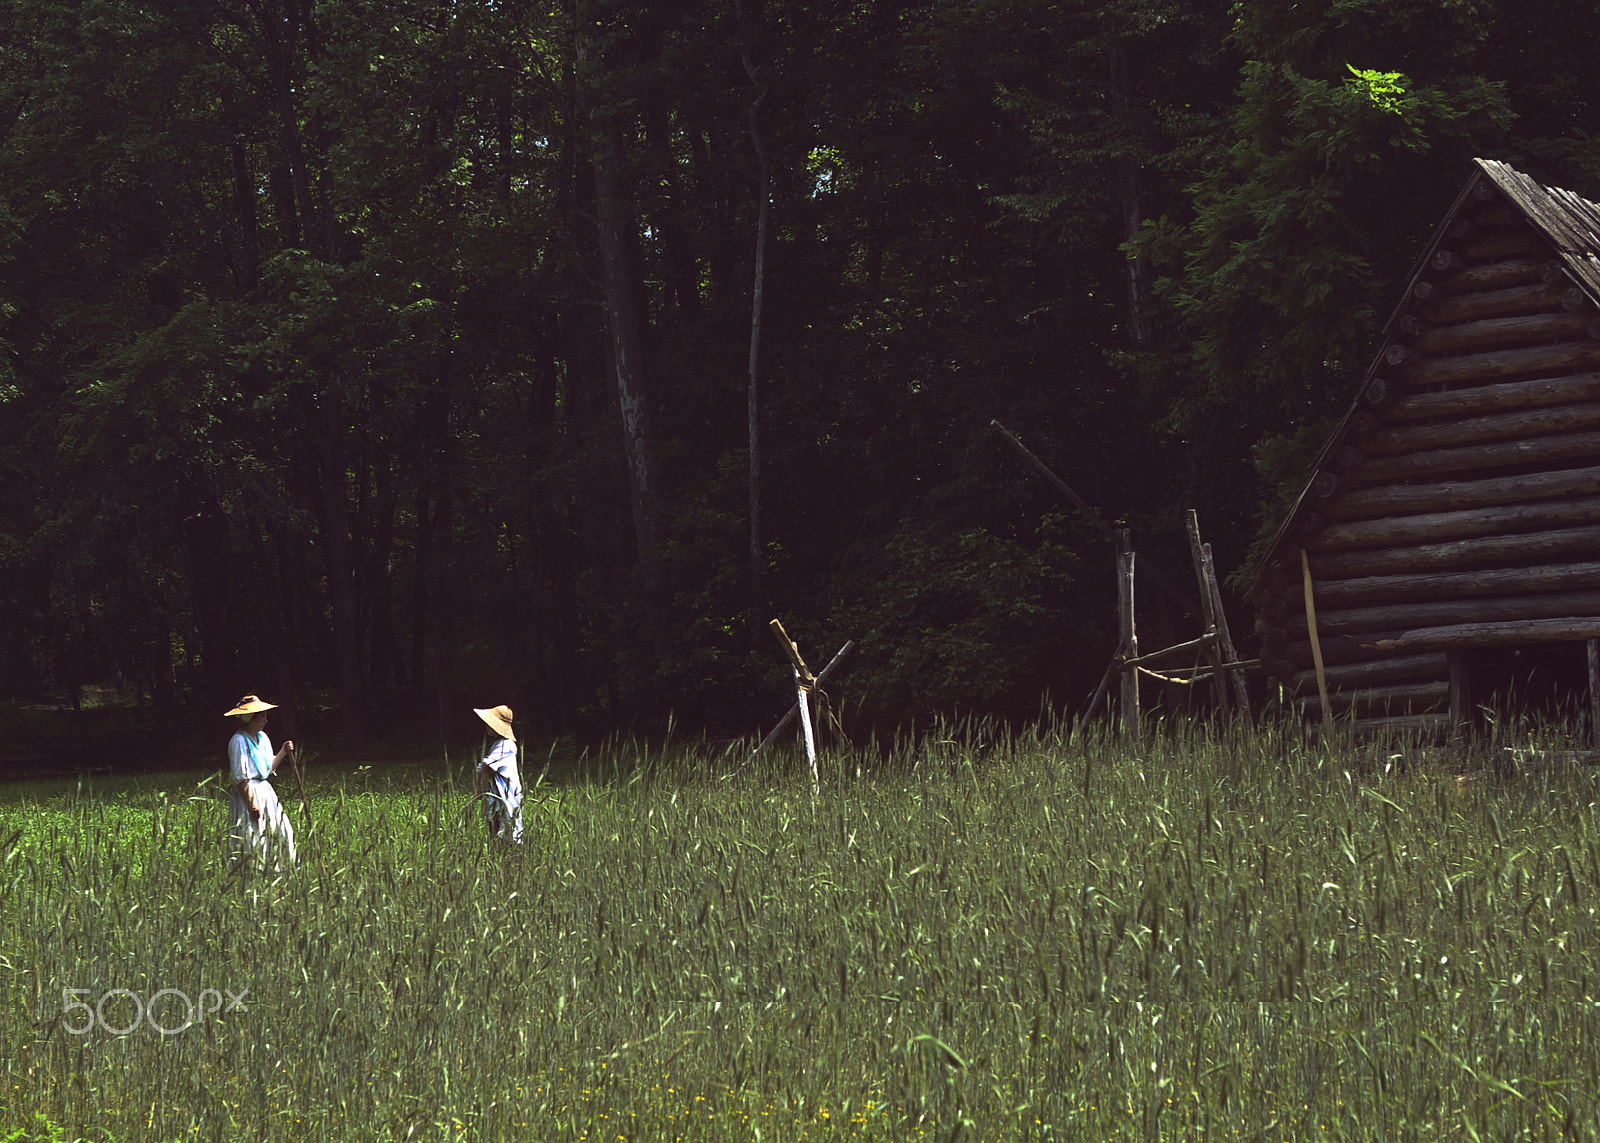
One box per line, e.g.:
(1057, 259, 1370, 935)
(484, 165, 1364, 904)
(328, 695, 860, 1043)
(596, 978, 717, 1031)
(224, 694, 297, 870)
(472, 704, 523, 843)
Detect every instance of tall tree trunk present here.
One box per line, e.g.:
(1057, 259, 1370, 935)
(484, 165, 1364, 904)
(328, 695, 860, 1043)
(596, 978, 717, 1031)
(432, 475, 456, 747)
(410, 479, 431, 692)
(367, 451, 401, 697)
(229, 139, 259, 293)
(581, 23, 667, 624)
(183, 489, 239, 710)
(1109, 40, 1150, 349)
(737, 0, 771, 641)
(317, 392, 365, 743)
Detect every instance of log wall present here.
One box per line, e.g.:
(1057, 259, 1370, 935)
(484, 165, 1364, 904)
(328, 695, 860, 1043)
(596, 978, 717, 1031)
(1259, 172, 1600, 736)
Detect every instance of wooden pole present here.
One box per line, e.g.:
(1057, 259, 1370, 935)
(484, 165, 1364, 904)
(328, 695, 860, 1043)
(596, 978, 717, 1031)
(1083, 655, 1119, 723)
(1345, 431, 1600, 487)
(993, 421, 1197, 620)
(1272, 560, 1600, 609)
(1590, 638, 1600, 751)
(768, 619, 820, 794)
(1301, 550, 1335, 738)
(1401, 339, 1600, 388)
(1321, 462, 1600, 520)
(748, 641, 854, 760)
(1118, 530, 1140, 747)
(1303, 523, 1600, 580)
(1185, 510, 1226, 713)
(1449, 650, 1471, 739)
(1354, 403, 1600, 458)
(1203, 541, 1252, 720)
(794, 664, 818, 797)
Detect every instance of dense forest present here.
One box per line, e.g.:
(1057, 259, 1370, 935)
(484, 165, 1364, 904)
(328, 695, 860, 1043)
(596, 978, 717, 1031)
(1, 0, 1596, 747)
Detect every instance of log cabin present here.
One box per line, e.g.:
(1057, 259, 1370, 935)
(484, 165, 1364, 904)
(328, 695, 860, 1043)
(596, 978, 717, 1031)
(1250, 158, 1600, 737)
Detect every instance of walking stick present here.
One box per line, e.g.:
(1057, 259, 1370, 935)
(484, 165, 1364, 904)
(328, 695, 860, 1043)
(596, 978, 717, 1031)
(286, 743, 328, 880)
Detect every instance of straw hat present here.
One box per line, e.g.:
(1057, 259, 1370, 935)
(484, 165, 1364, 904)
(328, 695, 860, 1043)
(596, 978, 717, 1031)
(473, 704, 515, 741)
(224, 694, 277, 718)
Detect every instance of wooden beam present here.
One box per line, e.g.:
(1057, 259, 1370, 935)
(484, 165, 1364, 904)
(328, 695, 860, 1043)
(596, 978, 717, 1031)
(1117, 531, 1139, 747)
(1433, 255, 1559, 293)
(1294, 680, 1449, 718)
(1457, 228, 1543, 262)
(1308, 496, 1600, 553)
(1361, 616, 1600, 654)
(1355, 400, 1600, 457)
(1302, 551, 1334, 736)
(1418, 280, 1582, 325)
(1450, 650, 1471, 735)
(993, 420, 1198, 620)
(1275, 560, 1600, 609)
(1302, 522, 1600, 580)
(1186, 509, 1226, 712)
(1342, 430, 1600, 486)
(1287, 652, 1450, 694)
(1361, 372, 1600, 425)
(1282, 589, 1600, 639)
(1411, 310, 1597, 355)
(1321, 464, 1600, 523)
(1400, 339, 1600, 388)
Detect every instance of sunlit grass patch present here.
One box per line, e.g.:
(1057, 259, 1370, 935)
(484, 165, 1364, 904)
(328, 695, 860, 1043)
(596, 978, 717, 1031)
(3, 717, 1600, 1140)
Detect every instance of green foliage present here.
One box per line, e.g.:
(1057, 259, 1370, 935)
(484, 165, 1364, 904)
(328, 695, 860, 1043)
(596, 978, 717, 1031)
(2, 0, 1600, 734)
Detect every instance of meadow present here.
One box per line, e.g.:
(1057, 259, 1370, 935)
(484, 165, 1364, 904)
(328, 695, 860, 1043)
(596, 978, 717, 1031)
(3, 719, 1600, 1142)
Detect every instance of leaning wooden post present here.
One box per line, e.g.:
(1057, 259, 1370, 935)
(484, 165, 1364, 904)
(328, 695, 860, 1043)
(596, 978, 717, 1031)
(749, 641, 854, 760)
(1300, 550, 1335, 738)
(1185, 510, 1227, 714)
(769, 619, 820, 796)
(1588, 639, 1600, 750)
(1117, 530, 1140, 747)
(1202, 541, 1252, 721)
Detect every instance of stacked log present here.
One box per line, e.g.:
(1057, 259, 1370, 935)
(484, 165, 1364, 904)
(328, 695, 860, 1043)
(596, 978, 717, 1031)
(1261, 171, 1600, 737)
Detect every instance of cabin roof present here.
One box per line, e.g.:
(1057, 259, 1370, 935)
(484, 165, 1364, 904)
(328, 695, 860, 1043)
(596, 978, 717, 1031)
(1244, 158, 1600, 599)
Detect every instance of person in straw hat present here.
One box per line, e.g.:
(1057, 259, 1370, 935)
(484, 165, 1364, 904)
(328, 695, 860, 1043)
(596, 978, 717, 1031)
(473, 704, 523, 843)
(224, 694, 297, 869)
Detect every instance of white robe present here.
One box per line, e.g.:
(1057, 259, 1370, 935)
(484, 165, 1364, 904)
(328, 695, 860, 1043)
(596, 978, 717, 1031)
(227, 730, 297, 870)
(478, 737, 523, 842)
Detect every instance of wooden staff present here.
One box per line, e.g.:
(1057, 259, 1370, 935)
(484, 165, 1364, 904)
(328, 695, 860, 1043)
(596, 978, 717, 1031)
(1301, 551, 1335, 737)
(992, 420, 1198, 620)
(746, 641, 854, 761)
(769, 619, 819, 795)
(286, 744, 328, 879)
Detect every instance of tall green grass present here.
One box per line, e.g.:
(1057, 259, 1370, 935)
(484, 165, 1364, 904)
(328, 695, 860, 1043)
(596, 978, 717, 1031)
(3, 719, 1599, 1141)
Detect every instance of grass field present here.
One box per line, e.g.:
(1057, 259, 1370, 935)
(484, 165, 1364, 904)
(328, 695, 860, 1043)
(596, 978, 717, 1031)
(3, 718, 1600, 1142)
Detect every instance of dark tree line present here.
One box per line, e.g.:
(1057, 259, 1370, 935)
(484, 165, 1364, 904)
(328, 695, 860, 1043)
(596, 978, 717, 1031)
(1, 0, 1595, 745)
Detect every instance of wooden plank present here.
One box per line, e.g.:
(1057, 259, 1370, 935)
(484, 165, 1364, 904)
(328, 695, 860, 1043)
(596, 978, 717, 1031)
(1356, 400, 1600, 457)
(1450, 650, 1471, 734)
(1321, 463, 1600, 522)
(1309, 495, 1600, 552)
(1186, 509, 1226, 712)
(1400, 339, 1600, 387)
(1117, 531, 1139, 747)
(1418, 279, 1580, 325)
(1342, 430, 1600, 486)
(1281, 561, 1600, 609)
(1205, 541, 1252, 720)
(1288, 652, 1450, 693)
(1411, 310, 1596, 355)
(1302, 551, 1334, 736)
(1304, 522, 1600, 580)
(1360, 616, 1600, 653)
(1294, 680, 1449, 717)
(1281, 590, 1600, 638)
(1591, 638, 1600, 751)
